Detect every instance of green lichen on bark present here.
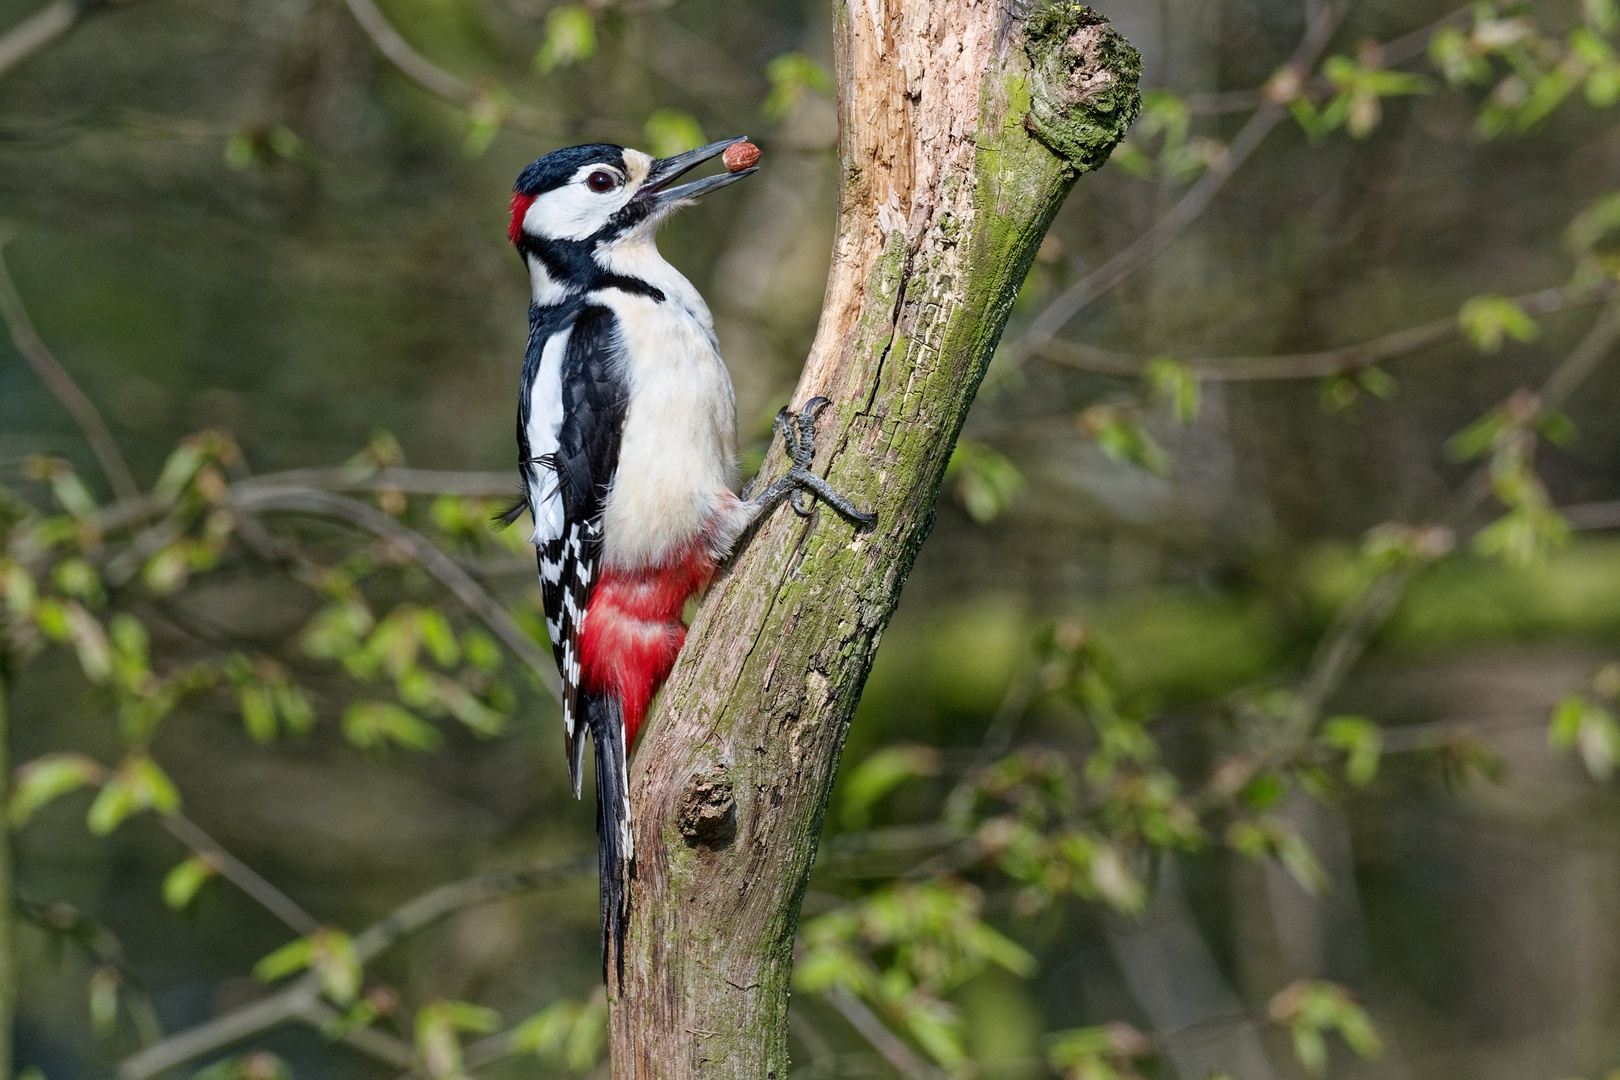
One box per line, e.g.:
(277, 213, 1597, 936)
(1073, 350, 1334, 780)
(1023, 3, 1142, 173)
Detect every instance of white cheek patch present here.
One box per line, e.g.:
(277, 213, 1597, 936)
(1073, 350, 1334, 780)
(524, 163, 633, 241)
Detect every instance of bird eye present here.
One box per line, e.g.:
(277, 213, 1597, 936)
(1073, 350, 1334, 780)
(586, 170, 620, 193)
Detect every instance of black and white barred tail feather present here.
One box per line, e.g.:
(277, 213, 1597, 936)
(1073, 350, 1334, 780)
(586, 692, 634, 987)
(537, 519, 600, 799)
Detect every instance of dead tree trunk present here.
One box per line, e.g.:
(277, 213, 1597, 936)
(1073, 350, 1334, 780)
(608, 3, 1140, 1075)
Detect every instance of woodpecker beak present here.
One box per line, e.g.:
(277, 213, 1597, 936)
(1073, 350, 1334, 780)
(635, 136, 756, 206)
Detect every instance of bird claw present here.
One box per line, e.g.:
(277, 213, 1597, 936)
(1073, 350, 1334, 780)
(772, 397, 876, 528)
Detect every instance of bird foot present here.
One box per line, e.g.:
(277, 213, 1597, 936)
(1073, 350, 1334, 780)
(765, 397, 876, 526)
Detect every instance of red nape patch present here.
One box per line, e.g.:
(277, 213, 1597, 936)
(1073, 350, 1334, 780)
(508, 192, 537, 244)
(579, 543, 718, 748)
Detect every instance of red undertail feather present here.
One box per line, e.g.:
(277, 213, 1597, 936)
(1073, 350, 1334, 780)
(579, 541, 718, 747)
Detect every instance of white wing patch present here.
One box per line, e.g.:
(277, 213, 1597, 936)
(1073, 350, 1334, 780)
(525, 326, 570, 545)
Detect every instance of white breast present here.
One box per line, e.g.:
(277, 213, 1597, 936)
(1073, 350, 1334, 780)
(524, 326, 570, 544)
(596, 289, 739, 570)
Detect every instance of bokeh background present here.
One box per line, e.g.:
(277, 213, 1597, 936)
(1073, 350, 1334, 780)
(5, 0, 1620, 1078)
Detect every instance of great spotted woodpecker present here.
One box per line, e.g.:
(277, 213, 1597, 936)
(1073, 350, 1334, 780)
(505, 137, 873, 981)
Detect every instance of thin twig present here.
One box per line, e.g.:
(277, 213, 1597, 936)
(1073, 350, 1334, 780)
(160, 813, 321, 936)
(390, 1026, 519, 1080)
(298, 999, 418, 1068)
(85, 467, 520, 536)
(0, 0, 78, 81)
(342, 0, 554, 134)
(116, 855, 592, 1080)
(237, 467, 518, 499)
(1009, 3, 1348, 362)
(825, 987, 941, 1080)
(1032, 281, 1613, 380)
(0, 224, 142, 508)
(230, 486, 562, 702)
(1565, 501, 1620, 530)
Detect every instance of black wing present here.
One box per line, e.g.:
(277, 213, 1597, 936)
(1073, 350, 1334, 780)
(535, 304, 629, 797)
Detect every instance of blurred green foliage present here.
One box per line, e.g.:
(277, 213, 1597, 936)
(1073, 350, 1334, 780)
(5, 0, 1620, 1078)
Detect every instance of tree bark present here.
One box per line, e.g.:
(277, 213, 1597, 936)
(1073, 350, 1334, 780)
(607, 3, 1140, 1075)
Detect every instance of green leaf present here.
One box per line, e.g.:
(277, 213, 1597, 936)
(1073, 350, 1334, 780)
(533, 6, 595, 74)
(1446, 408, 1511, 461)
(23, 456, 99, 519)
(1586, 0, 1619, 34)
(1538, 410, 1580, 447)
(1089, 843, 1147, 914)
(142, 544, 193, 595)
(841, 745, 942, 827)
(1143, 356, 1200, 424)
(1228, 817, 1327, 894)
(238, 682, 278, 743)
(463, 630, 502, 672)
(1077, 405, 1170, 475)
(763, 52, 832, 121)
(1566, 191, 1620, 255)
(1430, 26, 1490, 86)
(256, 929, 360, 1004)
(1293, 1025, 1329, 1076)
(254, 936, 314, 982)
(152, 440, 209, 500)
(1355, 366, 1397, 400)
(896, 996, 965, 1067)
(0, 558, 36, 618)
(61, 603, 111, 684)
(643, 109, 706, 158)
(9, 752, 105, 828)
(1471, 504, 1571, 566)
(417, 609, 461, 669)
(1108, 138, 1154, 178)
(88, 965, 120, 1037)
(163, 854, 218, 910)
(1458, 294, 1538, 352)
(86, 752, 180, 835)
(945, 440, 1024, 523)
(301, 601, 375, 660)
(416, 1000, 502, 1080)
(342, 701, 442, 752)
(1322, 716, 1382, 786)
(511, 994, 608, 1073)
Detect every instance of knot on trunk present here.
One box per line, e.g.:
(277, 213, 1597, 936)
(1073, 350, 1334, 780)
(1023, 4, 1142, 174)
(678, 765, 736, 848)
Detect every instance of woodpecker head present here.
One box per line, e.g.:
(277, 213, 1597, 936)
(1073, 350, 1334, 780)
(509, 137, 757, 253)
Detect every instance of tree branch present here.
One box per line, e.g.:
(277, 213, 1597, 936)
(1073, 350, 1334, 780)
(159, 813, 321, 937)
(1031, 281, 1614, 380)
(116, 854, 592, 1080)
(230, 486, 561, 702)
(342, 0, 554, 134)
(0, 0, 79, 81)
(0, 224, 143, 508)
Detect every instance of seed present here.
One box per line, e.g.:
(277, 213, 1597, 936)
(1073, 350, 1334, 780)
(723, 141, 761, 172)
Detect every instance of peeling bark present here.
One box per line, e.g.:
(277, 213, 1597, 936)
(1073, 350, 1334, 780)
(607, 3, 1139, 1075)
